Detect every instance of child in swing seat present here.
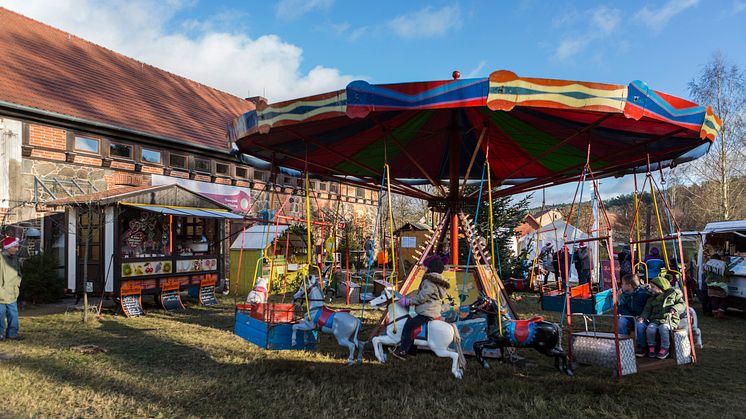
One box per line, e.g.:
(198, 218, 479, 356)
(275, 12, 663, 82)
(639, 276, 685, 359)
(616, 274, 650, 357)
(391, 257, 450, 360)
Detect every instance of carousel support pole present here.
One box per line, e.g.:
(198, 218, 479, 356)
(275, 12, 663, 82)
(451, 212, 459, 267)
(448, 124, 460, 267)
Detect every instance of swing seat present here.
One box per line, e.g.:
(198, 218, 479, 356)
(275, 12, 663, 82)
(541, 286, 614, 315)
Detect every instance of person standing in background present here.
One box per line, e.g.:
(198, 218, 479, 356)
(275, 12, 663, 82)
(0, 236, 23, 341)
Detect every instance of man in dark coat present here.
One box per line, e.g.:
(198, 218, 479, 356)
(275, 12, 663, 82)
(574, 242, 592, 285)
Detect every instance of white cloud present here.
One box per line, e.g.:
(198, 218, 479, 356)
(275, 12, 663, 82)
(465, 60, 487, 78)
(3, 0, 357, 102)
(634, 0, 699, 29)
(734, 0, 746, 13)
(388, 5, 462, 39)
(275, 0, 333, 20)
(590, 6, 622, 35)
(347, 26, 369, 42)
(551, 6, 622, 61)
(325, 21, 369, 42)
(554, 38, 591, 61)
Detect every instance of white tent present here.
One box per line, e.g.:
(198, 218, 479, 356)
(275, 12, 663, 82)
(230, 225, 289, 250)
(519, 220, 589, 260)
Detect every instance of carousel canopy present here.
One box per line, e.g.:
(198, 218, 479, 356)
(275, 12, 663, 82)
(229, 70, 721, 201)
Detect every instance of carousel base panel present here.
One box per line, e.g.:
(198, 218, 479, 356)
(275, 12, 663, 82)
(234, 311, 316, 351)
(571, 331, 637, 376)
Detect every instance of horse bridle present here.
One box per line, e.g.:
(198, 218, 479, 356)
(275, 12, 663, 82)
(471, 297, 500, 315)
(297, 280, 326, 303)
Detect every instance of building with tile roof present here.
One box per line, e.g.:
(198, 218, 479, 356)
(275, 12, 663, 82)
(0, 8, 377, 296)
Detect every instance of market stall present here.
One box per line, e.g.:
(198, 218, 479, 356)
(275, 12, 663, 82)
(46, 184, 244, 303)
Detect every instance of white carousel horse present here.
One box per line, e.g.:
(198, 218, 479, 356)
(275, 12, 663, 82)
(292, 276, 363, 365)
(245, 277, 269, 304)
(368, 289, 466, 379)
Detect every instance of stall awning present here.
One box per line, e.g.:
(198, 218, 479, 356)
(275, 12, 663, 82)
(121, 202, 245, 219)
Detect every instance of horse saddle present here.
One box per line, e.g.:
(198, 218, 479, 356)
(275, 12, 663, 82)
(314, 306, 350, 330)
(506, 316, 544, 345)
(412, 317, 441, 341)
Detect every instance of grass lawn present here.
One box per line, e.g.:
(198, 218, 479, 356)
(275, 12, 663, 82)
(1, 293, 745, 418)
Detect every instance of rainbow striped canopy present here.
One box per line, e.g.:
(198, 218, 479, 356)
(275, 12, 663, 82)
(229, 70, 721, 200)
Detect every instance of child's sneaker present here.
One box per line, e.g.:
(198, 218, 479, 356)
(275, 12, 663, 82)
(389, 347, 408, 360)
(635, 347, 646, 357)
(656, 348, 670, 359)
(646, 346, 656, 358)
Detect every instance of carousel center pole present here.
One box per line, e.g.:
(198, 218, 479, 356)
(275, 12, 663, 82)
(449, 126, 460, 267)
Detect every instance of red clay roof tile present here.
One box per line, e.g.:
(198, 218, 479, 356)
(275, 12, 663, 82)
(0, 8, 253, 152)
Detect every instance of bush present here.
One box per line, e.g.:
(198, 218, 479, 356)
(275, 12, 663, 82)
(20, 252, 65, 304)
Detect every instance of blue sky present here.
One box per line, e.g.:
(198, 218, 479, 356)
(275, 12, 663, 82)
(5, 0, 746, 204)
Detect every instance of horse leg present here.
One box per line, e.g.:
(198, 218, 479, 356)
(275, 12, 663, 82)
(474, 339, 498, 369)
(336, 335, 357, 365)
(292, 321, 313, 347)
(373, 334, 398, 363)
(431, 347, 463, 379)
(427, 323, 463, 379)
(548, 347, 573, 376)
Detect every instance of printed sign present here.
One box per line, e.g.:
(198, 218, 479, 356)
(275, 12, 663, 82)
(121, 295, 144, 317)
(176, 258, 218, 273)
(121, 260, 173, 277)
(152, 174, 252, 213)
(601, 260, 620, 290)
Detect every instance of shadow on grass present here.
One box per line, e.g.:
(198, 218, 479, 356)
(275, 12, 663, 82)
(6, 293, 746, 417)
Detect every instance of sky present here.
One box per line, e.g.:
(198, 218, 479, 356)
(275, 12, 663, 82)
(3, 0, 745, 205)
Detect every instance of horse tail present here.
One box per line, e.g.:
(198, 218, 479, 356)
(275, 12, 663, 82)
(450, 323, 467, 369)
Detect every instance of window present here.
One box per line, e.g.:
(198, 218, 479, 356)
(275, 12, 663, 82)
(216, 163, 230, 175)
(170, 154, 187, 168)
(74, 136, 100, 153)
(356, 187, 365, 199)
(319, 182, 327, 191)
(330, 183, 339, 194)
(109, 143, 133, 159)
(141, 148, 162, 164)
(194, 158, 211, 173)
(254, 170, 266, 181)
(235, 167, 248, 178)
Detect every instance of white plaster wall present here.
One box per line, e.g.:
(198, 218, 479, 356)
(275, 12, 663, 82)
(67, 207, 77, 291)
(0, 118, 22, 209)
(104, 206, 114, 292)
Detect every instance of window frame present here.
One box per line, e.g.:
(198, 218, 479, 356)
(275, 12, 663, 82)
(193, 157, 212, 174)
(235, 167, 248, 179)
(73, 135, 101, 155)
(140, 147, 163, 165)
(215, 162, 231, 176)
(169, 153, 188, 169)
(108, 142, 134, 160)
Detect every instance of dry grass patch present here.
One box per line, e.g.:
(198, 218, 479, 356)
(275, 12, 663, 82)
(0, 293, 743, 418)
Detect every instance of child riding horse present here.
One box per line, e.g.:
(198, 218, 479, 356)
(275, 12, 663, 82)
(391, 257, 450, 359)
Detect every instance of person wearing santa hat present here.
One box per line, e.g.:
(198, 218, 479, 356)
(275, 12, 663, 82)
(0, 236, 23, 340)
